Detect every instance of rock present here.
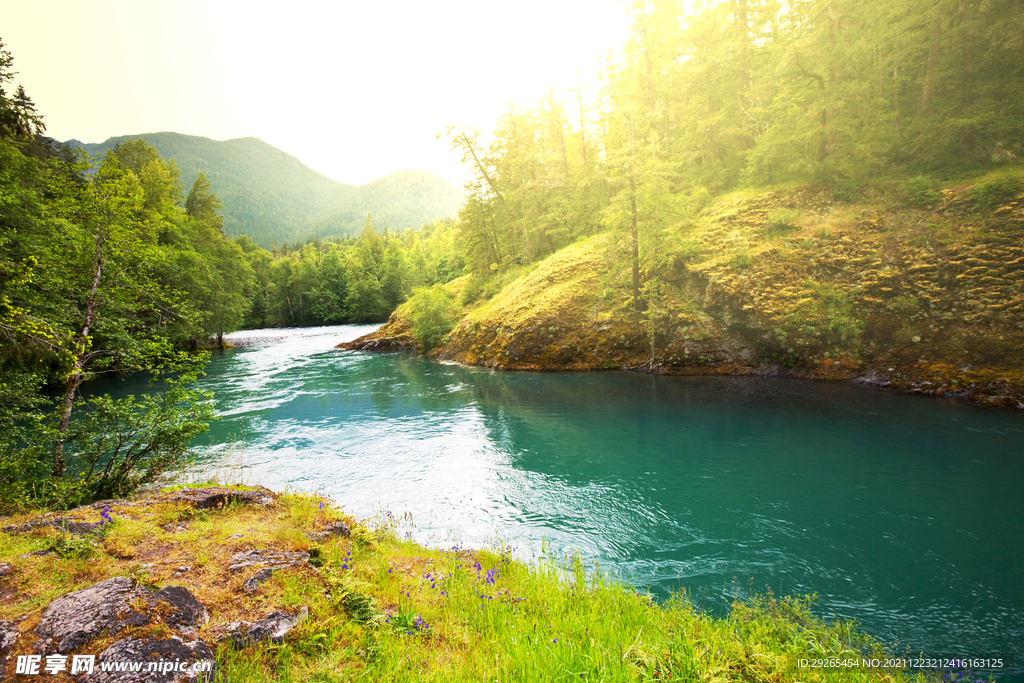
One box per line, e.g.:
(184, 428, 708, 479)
(1, 620, 18, 682)
(150, 586, 209, 629)
(218, 608, 307, 649)
(0, 563, 12, 577)
(165, 486, 275, 510)
(36, 577, 141, 653)
(306, 521, 350, 542)
(3, 516, 98, 536)
(242, 567, 275, 593)
(227, 549, 309, 573)
(85, 636, 215, 683)
(17, 549, 53, 558)
(160, 523, 189, 533)
(35, 578, 208, 654)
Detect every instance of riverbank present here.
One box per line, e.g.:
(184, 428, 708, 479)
(0, 485, 953, 682)
(339, 176, 1024, 409)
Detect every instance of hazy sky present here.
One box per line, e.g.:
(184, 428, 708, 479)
(3, 0, 628, 188)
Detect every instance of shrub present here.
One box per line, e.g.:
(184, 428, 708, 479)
(901, 175, 941, 208)
(764, 209, 800, 238)
(832, 179, 861, 203)
(967, 171, 1024, 210)
(407, 286, 460, 352)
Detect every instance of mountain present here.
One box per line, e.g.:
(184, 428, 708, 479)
(308, 169, 467, 241)
(67, 133, 464, 248)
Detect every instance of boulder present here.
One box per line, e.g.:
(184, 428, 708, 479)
(35, 578, 208, 654)
(84, 636, 215, 683)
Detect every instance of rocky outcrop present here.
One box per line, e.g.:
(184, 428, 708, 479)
(87, 636, 215, 683)
(335, 314, 417, 352)
(34, 578, 209, 655)
(161, 486, 275, 509)
(0, 620, 17, 682)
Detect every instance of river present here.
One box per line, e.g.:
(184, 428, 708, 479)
(103, 324, 1024, 676)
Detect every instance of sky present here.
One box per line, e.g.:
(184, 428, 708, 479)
(2, 0, 629, 188)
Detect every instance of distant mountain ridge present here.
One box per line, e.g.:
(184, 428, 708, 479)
(67, 132, 464, 248)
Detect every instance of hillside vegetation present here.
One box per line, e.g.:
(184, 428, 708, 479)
(344, 173, 1024, 408)
(69, 133, 464, 248)
(344, 0, 1024, 408)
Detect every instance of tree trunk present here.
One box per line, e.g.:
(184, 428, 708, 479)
(53, 243, 105, 478)
(919, 11, 943, 114)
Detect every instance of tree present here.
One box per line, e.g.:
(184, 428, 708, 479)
(43, 154, 191, 477)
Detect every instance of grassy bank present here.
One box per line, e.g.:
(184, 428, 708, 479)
(0, 487, 960, 682)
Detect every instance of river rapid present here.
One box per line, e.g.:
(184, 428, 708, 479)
(104, 324, 1024, 676)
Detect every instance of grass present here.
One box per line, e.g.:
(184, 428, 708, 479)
(0, 489, 961, 682)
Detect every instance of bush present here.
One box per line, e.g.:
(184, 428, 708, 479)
(407, 286, 460, 352)
(0, 354, 215, 511)
(901, 175, 941, 208)
(968, 171, 1024, 210)
(764, 209, 800, 238)
(832, 179, 861, 203)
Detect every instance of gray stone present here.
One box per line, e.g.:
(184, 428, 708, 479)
(86, 636, 215, 683)
(149, 586, 209, 629)
(166, 486, 275, 510)
(0, 563, 12, 577)
(35, 578, 208, 654)
(227, 549, 308, 573)
(242, 567, 275, 593)
(1, 620, 18, 683)
(306, 521, 350, 542)
(3, 516, 98, 536)
(218, 608, 307, 649)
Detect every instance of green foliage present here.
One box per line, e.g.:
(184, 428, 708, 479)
(730, 250, 754, 270)
(832, 180, 861, 203)
(1, 354, 214, 510)
(800, 282, 865, 346)
(901, 176, 942, 208)
(0, 63, 229, 511)
(967, 171, 1024, 211)
(406, 286, 459, 352)
(47, 532, 98, 560)
(764, 209, 801, 238)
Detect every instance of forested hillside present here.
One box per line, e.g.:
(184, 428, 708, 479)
(346, 0, 1024, 408)
(444, 0, 1023, 288)
(70, 134, 465, 248)
(308, 169, 466, 244)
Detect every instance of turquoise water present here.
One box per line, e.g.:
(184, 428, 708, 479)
(119, 325, 1024, 672)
